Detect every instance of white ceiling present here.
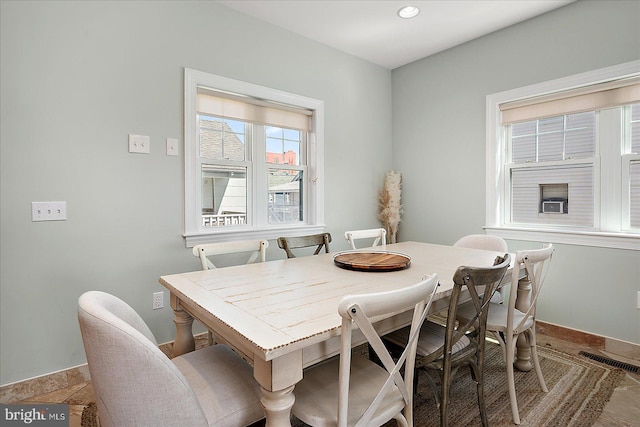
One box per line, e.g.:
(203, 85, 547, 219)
(216, 0, 575, 69)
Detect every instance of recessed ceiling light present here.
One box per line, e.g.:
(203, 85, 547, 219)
(397, 5, 420, 19)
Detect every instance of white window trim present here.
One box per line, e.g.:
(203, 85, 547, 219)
(485, 60, 640, 250)
(184, 68, 325, 247)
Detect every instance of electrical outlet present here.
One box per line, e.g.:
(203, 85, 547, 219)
(153, 292, 164, 310)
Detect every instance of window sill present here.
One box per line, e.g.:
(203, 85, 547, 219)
(184, 224, 327, 248)
(484, 226, 639, 251)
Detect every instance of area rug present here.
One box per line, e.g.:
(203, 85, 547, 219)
(292, 343, 626, 427)
(81, 343, 625, 427)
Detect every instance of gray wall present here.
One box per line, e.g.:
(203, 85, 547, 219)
(1, 0, 639, 387)
(392, 1, 640, 342)
(0, 1, 391, 385)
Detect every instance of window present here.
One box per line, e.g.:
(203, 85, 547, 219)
(184, 69, 325, 246)
(486, 61, 640, 250)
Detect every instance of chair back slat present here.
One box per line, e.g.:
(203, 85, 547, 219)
(344, 228, 387, 250)
(277, 233, 332, 258)
(193, 240, 269, 270)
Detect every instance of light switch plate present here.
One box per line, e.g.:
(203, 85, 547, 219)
(128, 134, 150, 153)
(166, 138, 179, 156)
(32, 201, 67, 221)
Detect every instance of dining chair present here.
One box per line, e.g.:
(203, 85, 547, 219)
(344, 228, 387, 250)
(456, 243, 554, 425)
(192, 239, 269, 270)
(292, 274, 440, 427)
(384, 254, 511, 427)
(277, 232, 332, 258)
(453, 234, 508, 303)
(192, 239, 269, 345)
(77, 291, 264, 427)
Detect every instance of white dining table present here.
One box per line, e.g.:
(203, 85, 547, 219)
(159, 241, 522, 427)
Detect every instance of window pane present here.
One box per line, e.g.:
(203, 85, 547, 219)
(268, 169, 302, 223)
(512, 134, 536, 163)
(566, 111, 595, 129)
(538, 116, 563, 133)
(566, 127, 595, 159)
(266, 126, 301, 165)
(630, 160, 640, 228)
(511, 165, 593, 227)
(201, 165, 247, 227)
(538, 131, 564, 162)
(512, 121, 536, 137)
(632, 104, 640, 154)
(199, 115, 246, 161)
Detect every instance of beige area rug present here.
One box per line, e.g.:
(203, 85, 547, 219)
(81, 343, 625, 427)
(292, 343, 626, 427)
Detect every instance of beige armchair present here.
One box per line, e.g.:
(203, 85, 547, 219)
(77, 291, 265, 427)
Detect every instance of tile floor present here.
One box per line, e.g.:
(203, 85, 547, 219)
(6, 332, 640, 427)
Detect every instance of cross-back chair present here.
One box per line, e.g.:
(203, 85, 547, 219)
(457, 243, 553, 424)
(453, 234, 508, 303)
(192, 239, 269, 270)
(292, 274, 440, 427)
(277, 232, 332, 258)
(344, 228, 387, 250)
(385, 254, 511, 427)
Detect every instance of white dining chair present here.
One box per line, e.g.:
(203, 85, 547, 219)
(77, 291, 264, 427)
(453, 234, 508, 303)
(344, 228, 387, 250)
(456, 243, 554, 425)
(192, 239, 269, 270)
(292, 274, 440, 427)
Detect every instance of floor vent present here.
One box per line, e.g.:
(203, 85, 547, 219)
(579, 351, 639, 373)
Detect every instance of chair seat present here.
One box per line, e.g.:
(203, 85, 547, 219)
(385, 321, 471, 357)
(293, 355, 406, 427)
(173, 345, 265, 427)
(457, 302, 534, 334)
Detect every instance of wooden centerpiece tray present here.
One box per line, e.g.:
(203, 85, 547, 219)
(333, 251, 411, 272)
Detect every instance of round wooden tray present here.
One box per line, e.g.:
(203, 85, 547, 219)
(333, 251, 411, 272)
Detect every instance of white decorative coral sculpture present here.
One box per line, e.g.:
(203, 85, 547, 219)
(378, 170, 403, 244)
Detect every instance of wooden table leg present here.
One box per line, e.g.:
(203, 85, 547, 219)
(253, 351, 303, 427)
(514, 275, 532, 372)
(170, 294, 195, 356)
(260, 386, 295, 427)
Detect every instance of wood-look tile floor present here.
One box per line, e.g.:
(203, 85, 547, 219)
(7, 332, 640, 427)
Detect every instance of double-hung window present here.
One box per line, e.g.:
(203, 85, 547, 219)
(184, 69, 325, 246)
(486, 61, 640, 250)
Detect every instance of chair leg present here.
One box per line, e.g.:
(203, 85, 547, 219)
(528, 329, 548, 393)
(506, 339, 521, 425)
(440, 367, 451, 427)
(472, 358, 489, 427)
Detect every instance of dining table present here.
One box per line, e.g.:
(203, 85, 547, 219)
(159, 240, 529, 427)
